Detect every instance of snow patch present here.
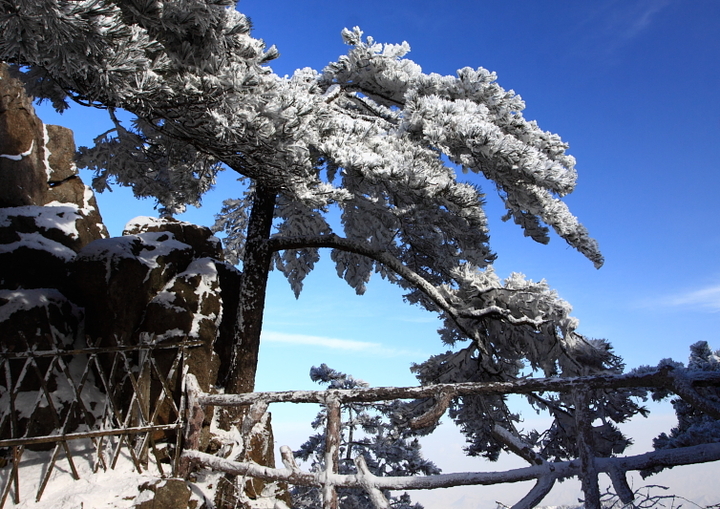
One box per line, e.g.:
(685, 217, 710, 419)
(183, 258, 220, 338)
(0, 204, 81, 239)
(124, 215, 168, 233)
(0, 288, 73, 324)
(0, 139, 34, 161)
(152, 290, 184, 311)
(152, 327, 186, 341)
(42, 124, 51, 180)
(81, 185, 97, 214)
(0, 231, 76, 261)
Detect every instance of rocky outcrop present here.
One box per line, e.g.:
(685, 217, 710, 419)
(0, 63, 47, 207)
(0, 63, 107, 243)
(0, 65, 239, 451)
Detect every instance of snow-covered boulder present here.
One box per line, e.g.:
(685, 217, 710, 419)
(0, 288, 85, 445)
(71, 230, 198, 345)
(124, 216, 223, 260)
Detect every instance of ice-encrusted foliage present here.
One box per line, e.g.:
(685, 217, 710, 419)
(272, 191, 332, 297)
(643, 342, 720, 476)
(411, 268, 647, 461)
(293, 365, 438, 509)
(1, 0, 600, 264)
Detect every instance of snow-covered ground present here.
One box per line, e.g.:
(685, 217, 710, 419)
(0, 440, 221, 509)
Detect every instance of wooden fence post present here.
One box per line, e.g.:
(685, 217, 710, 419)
(322, 395, 341, 509)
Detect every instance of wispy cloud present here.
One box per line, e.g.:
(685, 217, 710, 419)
(610, 0, 672, 46)
(570, 0, 673, 58)
(646, 284, 720, 312)
(660, 284, 720, 312)
(263, 331, 378, 351)
(262, 330, 425, 357)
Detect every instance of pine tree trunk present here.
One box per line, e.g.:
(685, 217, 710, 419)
(227, 184, 277, 397)
(215, 185, 280, 509)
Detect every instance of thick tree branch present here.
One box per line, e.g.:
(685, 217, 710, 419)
(408, 389, 454, 429)
(183, 441, 720, 492)
(511, 476, 556, 509)
(266, 233, 485, 348)
(667, 370, 720, 420)
(492, 425, 547, 466)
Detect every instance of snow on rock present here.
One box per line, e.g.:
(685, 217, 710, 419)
(123, 216, 224, 260)
(0, 139, 33, 161)
(0, 231, 75, 262)
(0, 287, 82, 355)
(71, 232, 196, 345)
(139, 257, 223, 392)
(124, 215, 173, 232)
(77, 232, 193, 281)
(0, 205, 100, 289)
(0, 204, 81, 241)
(0, 200, 106, 255)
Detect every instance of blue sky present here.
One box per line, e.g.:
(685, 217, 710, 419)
(34, 0, 720, 504)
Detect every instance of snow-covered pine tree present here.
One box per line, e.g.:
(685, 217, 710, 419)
(638, 342, 720, 477)
(292, 365, 439, 509)
(0, 0, 639, 467)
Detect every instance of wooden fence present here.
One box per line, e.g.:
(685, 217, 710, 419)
(0, 335, 201, 507)
(182, 366, 720, 509)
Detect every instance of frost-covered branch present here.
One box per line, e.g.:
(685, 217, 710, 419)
(268, 234, 450, 304)
(197, 365, 720, 408)
(183, 441, 720, 491)
(492, 425, 547, 466)
(667, 368, 720, 420)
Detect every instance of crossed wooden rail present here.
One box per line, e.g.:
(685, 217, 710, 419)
(0, 338, 202, 507)
(181, 366, 720, 509)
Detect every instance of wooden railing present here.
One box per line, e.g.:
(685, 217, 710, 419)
(0, 336, 201, 507)
(182, 366, 720, 509)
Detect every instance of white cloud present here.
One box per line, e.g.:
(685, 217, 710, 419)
(262, 330, 379, 351)
(662, 284, 720, 311)
(261, 330, 426, 358)
(572, 0, 673, 58)
(615, 0, 671, 43)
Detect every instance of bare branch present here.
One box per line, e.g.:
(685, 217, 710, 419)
(510, 476, 555, 509)
(354, 455, 390, 509)
(408, 389, 455, 429)
(492, 425, 547, 466)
